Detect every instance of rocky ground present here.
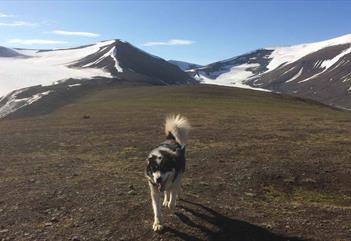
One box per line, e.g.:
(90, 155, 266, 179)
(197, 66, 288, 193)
(0, 85, 350, 241)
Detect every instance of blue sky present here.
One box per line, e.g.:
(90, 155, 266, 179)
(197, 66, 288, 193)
(0, 0, 350, 64)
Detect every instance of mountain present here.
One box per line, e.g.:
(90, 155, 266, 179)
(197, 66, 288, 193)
(0, 46, 27, 58)
(2, 34, 351, 118)
(191, 33, 351, 109)
(0, 40, 195, 118)
(168, 60, 202, 71)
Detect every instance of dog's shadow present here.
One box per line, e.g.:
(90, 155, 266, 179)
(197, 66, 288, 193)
(164, 199, 306, 241)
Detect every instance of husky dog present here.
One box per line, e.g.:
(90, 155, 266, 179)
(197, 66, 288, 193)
(145, 114, 191, 231)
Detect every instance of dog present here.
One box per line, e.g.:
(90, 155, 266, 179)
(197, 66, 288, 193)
(145, 114, 191, 231)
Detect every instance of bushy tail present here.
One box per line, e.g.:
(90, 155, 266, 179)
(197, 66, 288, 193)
(165, 114, 191, 145)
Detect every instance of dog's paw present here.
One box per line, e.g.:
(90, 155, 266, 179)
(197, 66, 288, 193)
(152, 222, 164, 232)
(167, 201, 176, 210)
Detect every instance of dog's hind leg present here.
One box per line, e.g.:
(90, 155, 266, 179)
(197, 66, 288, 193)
(168, 183, 181, 210)
(168, 174, 182, 210)
(163, 191, 170, 207)
(149, 182, 163, 231)
(168, 189, 177, 210)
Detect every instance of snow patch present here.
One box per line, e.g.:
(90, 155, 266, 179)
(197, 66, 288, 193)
(0, 90, 51, 118)
(320, 47, 351, 70)
(81, 46, 123, 72)
(0, 40, 115, 97)
(298, 46, 351, 83)
(111, 47, 123, 72)
(198, 63, 270, 92)
(266, 34, 351, 71)
(298, 72, 322, 83)
(282, 66, 296, 75)
(313, 60, 322, 68)
(68, 83, 81, 88)
(286, 68, 303, 83)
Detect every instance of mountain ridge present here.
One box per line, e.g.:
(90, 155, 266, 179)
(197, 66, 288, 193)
(189, 33, 351, 109)
(1, 33, 351, 118)
(0, 40, 195, 118)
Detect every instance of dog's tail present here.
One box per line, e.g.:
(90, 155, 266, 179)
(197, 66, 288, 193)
(165, 114, 191, 145)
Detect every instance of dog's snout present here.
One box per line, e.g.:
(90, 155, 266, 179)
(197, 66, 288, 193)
(156, 177, 162, 183)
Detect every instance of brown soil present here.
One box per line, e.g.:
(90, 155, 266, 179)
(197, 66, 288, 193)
(0, 85, 350, 241)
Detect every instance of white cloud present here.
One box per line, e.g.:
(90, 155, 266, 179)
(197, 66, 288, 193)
(142, 39, 195, 46)
(52, 30, 100, 37)
(0, 21, 37, 27)
(0, 13, 15, 18)
(7, 39, 68, 45)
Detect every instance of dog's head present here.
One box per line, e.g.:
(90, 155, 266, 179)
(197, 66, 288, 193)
(146, 148, 177, 192)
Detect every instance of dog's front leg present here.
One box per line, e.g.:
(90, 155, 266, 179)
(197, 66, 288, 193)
(149, 182, 163, 231)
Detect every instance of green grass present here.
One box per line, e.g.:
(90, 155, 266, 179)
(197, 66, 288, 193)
(263, 185, 351, 207)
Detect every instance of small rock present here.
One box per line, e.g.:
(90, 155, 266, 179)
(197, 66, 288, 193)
(127, 190, 136, 195)
(71, 236, 80, 241)
(283, 177, 296, 184)
(104, 230, 112, 236)
(128, 185, 134, 190)
(0, 229, 9, 233)
(44, 222, 53, 227)
(50, 217, 58, 223)
(244, 192, 256, 197)
(301, 178, 317, 184)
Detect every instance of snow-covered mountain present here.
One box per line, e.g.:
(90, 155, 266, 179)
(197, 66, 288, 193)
(0, 40, 195, 118)
(189, 49, 273, 91)
(1, 34, 351, 118)
(191, 33, 351, 109)
(0, 46, 27, 58)
(168, 60, 202, 71)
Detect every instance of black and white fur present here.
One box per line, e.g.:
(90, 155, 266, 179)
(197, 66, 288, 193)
(145, 114, 191, 231)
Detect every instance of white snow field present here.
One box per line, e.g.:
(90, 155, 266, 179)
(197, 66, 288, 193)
(0, 40, 121, 97)
(266, 33, 351, 71)
(196, 63, 270, 92)
(195, 33, 351, 90)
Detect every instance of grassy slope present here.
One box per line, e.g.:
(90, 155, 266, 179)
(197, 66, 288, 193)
(0, 85, 350, 241)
